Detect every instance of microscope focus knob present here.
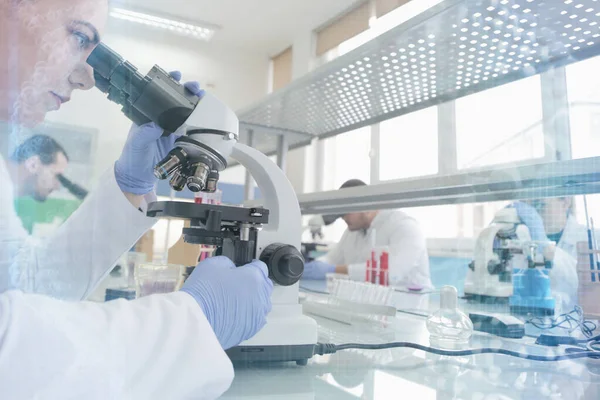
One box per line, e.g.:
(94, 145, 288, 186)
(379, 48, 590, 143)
(260, 244, 304, 286)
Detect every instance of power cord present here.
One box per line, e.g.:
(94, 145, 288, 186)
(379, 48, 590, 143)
(526, 306, 597, 338)
(313, 341, 600, 361)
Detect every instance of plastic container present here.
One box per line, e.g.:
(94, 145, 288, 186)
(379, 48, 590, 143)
(136, 263, 184, 297)
(426, 286, 473, 349)
(194, 190, 223, 205)
(125, 252, 147, 288)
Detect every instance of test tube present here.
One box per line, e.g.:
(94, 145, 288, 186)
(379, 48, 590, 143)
(371, 251, 378, 284)
(380, 251, 389, 286)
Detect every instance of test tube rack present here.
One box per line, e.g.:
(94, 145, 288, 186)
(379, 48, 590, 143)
(301, 279, 396, 327)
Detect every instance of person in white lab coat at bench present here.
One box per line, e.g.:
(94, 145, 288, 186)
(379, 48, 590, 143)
(303, 179, 433, 290)
(512, 198, 589, 312)
(0, 0, 272, 398)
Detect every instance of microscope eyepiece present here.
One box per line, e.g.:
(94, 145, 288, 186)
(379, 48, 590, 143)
(57, 174, 89, 200)
(93, 72, 112, 93)
(88, 42, 232, 195)
(87, 43, 147, 101)
(86, 43, 124, 80)
(87, 42, 199, 130)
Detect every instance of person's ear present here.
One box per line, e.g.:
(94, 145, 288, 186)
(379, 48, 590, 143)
(23, 156, 41, 173)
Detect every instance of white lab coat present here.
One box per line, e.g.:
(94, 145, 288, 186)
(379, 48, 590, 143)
(0, 155, 234, 399)
(326, 210, 433, 289)
(547, 214, 587, 313)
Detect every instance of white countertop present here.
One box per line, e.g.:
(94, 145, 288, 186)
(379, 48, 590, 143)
(222, 280, 600, 399)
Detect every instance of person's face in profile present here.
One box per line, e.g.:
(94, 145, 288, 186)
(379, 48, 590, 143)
(343, 212, 369, 231)
(0, 0, 108, 125)
(527, 197, 572, 234)
(33, 152, 69, 202)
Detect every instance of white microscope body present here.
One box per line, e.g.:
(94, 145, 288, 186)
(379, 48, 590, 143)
(227, 143, 319, 364)
(156, 92, 319, 364)
(88, 38, 319, 363)
(464, 208, 529, 299)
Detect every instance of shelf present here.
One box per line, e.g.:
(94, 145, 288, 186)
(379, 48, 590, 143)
(297, 157, 600, 215)
(238, 0, 600, 155)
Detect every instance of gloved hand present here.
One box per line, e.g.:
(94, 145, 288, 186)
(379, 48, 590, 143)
(114, 71, 205, 195)
(512, 202, 549, 242)
(181, 256, 273, 350)
(302, 260, 335, 280)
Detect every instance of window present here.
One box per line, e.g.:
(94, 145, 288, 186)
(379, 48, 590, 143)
(375, 0, 412, 18)
(456, 76, 544, 169)
(320, 127, 372, 242)
(566, 56, 600, 159)
(379, 106, 438, 181)
(271, 47, 293, 92)
(334, 0, 443, 59)
(574, 194, 600, 229)
(219, 164, 246, 185)
(322, 127, 371, 191)
(315, 1, 370, 57)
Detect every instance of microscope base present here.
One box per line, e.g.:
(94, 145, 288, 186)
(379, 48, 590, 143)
(226, 344, 315, 365)
(463, 293, 510, 304)
(464, 280, 513, 301)
(227, 304, 318, 365)
(509, 305, 555, 317)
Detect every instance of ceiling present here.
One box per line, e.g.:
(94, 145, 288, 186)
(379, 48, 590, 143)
(109, 0, 361, 56)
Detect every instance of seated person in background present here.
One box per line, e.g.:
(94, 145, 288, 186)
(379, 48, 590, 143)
(6, 135, 68, 202)
(303, 179, 433, 289)
(512, 198, 587, 311)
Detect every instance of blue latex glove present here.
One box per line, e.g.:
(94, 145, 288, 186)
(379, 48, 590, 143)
(114, 71, 205, 195)
(181, 256, 273, 350)
(302, 260, 335, 280)
(512, 202, 549, 242)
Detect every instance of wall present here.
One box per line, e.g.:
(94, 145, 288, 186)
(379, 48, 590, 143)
(44, 22, 269, 185)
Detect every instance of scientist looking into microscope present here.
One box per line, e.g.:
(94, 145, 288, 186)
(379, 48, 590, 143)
(303, 179, 433, 290)
(5, 134, 69, 204)
(0, 0, 271, 398)
(511, 198, 587, 311)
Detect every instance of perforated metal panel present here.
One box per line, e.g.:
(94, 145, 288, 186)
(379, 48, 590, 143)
(239, 0, 600, 153)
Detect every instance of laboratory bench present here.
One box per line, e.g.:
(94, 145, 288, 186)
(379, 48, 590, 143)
(221, 280, 600, 399)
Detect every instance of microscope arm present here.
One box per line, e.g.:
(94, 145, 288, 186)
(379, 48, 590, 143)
(230, 143, 302, 251)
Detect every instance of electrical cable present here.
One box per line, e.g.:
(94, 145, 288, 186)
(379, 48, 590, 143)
(526, 306, 597, 338)
(313, 341, 600, 361)
(301, 287, 599, 362)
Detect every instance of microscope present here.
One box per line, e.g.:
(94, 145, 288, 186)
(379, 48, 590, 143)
(464, 208, 530, 301)
(464, 207, 556, 315)
(87, 44, 318, 365)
